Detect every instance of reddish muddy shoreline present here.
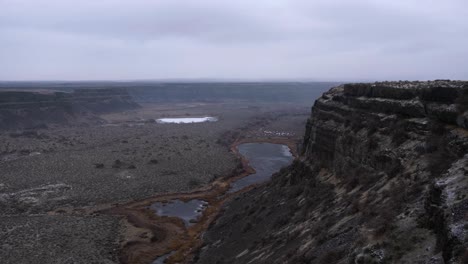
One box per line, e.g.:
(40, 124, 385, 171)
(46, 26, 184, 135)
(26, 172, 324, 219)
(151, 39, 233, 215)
(96, 137, 298, 264)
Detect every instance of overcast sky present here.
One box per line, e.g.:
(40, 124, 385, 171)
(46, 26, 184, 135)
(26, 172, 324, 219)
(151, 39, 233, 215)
(1, 0, 467, 81)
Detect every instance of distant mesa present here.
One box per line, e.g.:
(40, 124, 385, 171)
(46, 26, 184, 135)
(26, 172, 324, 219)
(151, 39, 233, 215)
(0, 87, 139, 130)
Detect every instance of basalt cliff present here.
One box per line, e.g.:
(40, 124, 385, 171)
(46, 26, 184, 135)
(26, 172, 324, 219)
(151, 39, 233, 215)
(0, 88, 139, 129)
(195, 81, 468, 264)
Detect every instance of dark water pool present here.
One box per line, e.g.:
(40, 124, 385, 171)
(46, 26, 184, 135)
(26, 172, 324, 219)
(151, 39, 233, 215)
(229, 143, 293, 193)
(150, 199, 208, 226)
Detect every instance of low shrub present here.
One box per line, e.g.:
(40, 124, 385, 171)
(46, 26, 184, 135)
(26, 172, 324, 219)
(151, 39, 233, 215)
(187, 178, 201, 188)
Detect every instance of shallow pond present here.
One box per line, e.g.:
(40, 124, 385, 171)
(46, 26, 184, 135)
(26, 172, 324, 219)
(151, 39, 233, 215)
(149, 142, 293, 262)
(150, 199, 208, 226)
(155, 117, 218, 124)
(229, 143, 293, 193)
(151, 251, 175, 264)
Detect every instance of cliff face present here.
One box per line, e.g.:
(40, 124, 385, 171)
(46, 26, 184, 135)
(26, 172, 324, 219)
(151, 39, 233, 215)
(195, 81, 468, 264)
(0, 88, 139, 129)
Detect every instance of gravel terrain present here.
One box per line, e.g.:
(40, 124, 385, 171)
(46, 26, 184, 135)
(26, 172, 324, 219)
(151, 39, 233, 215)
(0, 215, 121, 264)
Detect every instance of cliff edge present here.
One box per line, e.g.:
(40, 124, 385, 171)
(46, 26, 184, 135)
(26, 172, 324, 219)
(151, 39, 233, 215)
(195, 81, 468, 264)
(0, 88, 139, 129)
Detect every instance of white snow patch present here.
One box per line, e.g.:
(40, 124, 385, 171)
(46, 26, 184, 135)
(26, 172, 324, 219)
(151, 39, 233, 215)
(236, 249, 249, 258)
(281, 145, 293, 157)
(263, 130, 293, 136)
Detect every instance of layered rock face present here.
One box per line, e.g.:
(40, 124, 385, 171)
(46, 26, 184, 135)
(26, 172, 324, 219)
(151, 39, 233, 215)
(195, 81, 468, 264)
(71, 88, 139, 113)
(0, 88, 138, 129)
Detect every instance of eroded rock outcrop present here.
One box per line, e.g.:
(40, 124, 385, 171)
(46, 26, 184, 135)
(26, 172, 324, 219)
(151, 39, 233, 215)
(195, 81, 468, 264)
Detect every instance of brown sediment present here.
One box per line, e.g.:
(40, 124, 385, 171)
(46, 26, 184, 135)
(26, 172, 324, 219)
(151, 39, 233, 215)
(86, 137, 298, 264)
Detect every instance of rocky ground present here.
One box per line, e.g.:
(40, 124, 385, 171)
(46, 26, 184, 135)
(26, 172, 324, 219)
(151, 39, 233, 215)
(0, 101, 309, 264)
(1, 215, 120, 264)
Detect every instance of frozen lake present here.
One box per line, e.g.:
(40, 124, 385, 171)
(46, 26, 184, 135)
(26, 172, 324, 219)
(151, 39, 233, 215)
(155, 117, 218, 124)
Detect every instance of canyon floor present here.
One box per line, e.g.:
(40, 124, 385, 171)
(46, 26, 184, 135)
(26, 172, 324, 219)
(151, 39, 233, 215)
(2, 81, 466, 264)
(0, 101, 308, 264)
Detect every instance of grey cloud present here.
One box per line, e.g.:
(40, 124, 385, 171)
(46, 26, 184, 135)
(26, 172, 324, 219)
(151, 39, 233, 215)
(0, 0, 467, 80)
(1, 1, 279, 42)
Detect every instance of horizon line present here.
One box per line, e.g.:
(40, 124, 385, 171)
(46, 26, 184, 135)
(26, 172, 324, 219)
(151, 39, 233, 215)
(0, 77, 432, 83)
